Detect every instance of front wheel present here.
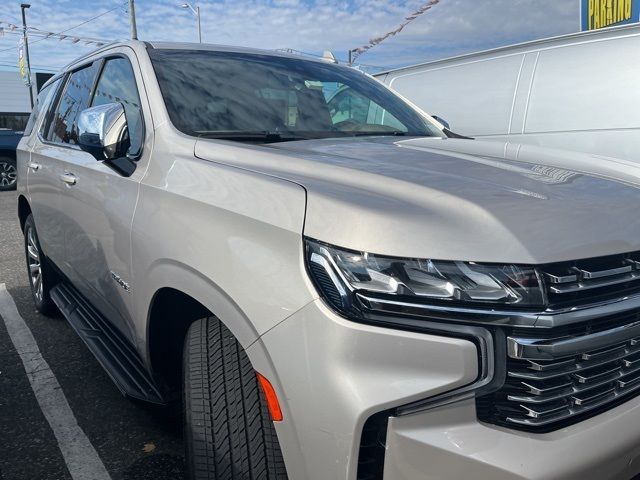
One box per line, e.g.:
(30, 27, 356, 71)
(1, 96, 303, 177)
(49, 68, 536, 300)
(183, 317, 288, 480)
(24, 214, 59, 316)
(0, 156, 17, 191)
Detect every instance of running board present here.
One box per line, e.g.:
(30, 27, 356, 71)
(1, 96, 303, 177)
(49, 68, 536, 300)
(50, 283, 166, 405)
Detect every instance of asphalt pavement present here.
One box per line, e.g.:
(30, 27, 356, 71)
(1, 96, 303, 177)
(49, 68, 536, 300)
(0, 190, 185, 480)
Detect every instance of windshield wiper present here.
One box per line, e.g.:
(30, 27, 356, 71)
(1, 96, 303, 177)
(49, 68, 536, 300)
(351, 131, 407, 137)
(196, 131, 308, 143)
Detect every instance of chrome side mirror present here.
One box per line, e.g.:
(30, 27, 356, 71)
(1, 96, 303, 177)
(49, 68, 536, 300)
(78, 103, 129, 161)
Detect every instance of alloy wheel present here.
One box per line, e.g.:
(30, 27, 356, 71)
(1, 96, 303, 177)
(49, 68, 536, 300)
(0, 161, 17, 188)
(27, 226, 43, 302)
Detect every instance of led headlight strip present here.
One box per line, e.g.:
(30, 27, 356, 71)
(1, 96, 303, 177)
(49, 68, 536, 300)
(306, 238, 546, 321)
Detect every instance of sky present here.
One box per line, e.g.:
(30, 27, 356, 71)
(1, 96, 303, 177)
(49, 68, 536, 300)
(0, 0, 580, 74)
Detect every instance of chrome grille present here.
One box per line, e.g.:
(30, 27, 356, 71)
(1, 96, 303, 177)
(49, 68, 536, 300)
(541, 254, 640, 307)
(478, 311, 640, 431)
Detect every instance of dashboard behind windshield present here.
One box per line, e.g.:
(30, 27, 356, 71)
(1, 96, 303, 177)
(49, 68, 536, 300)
(148, 49, 442, 141)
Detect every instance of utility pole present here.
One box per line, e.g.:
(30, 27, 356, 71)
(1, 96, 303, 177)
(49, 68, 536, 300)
(128, 0, 138, 40)
(20, 3, 33, 109)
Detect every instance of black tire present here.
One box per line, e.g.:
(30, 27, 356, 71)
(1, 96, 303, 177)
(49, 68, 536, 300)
(183, 317, 288, 480)
(24, 214, 59, 316)
(0, 156, 17, 191)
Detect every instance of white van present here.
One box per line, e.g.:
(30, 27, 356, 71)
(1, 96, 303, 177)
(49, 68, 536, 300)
(376, 24, 640, 161)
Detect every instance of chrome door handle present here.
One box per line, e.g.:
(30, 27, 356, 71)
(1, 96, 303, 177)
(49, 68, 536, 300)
(59, 173, 77, 186)
(28, 162, 40, 171)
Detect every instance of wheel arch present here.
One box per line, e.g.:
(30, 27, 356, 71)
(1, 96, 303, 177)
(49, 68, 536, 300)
(17, 194, 31, 232)
(146, 287, 210, 392)
(144, 262, 262, 393)
(143, 269, 307, 478)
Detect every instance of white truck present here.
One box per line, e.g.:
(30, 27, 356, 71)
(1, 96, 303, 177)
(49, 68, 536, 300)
(376, 24, 640, 162)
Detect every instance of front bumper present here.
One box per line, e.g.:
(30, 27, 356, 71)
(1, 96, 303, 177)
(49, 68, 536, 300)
(250, 299, 640, 480)
(385, 396, 640, 480)
(250, 299, 478, 480)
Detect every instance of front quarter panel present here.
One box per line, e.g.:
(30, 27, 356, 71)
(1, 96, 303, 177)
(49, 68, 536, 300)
(132, 127, 314, 352)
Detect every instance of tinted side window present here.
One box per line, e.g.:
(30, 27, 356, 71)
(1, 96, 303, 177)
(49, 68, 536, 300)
(24, 78, 60, 136)
(327, 86, 406, 131)
(91, 57, 143, 157)
(46, 63, 99, 144)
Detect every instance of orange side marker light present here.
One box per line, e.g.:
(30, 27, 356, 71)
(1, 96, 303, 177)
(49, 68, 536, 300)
(256, 372, 283, 422)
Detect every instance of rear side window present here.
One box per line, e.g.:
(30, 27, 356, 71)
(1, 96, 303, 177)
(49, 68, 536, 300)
(24, 78, 60, 136)
(45, 62, 99, 145)
(91, 57, 144, 157)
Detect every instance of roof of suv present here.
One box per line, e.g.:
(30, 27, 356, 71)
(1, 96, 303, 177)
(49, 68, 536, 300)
(61, 40, 331, 72)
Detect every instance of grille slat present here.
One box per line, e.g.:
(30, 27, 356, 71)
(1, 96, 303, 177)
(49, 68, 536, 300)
(541, 254, 640, 306)
(479, 313, 640, 432)
(571, 386, 616, 406)
(476, 253, 640, 432)
(581, 344, 627, 360)
(508, 344, 637, 381)
(521, 379, 573, 395)
(507, 372, 624, 404)
(575, 265, 633, 279)
(549, 271, 640, 294)
(573, 365, 620, 383)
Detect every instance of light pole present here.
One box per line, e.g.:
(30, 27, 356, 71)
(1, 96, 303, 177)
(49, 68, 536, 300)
(129, 0, 138, 40)
(180, 3, 201, 43)
(20, 3, 34, 109)
(181, 3, 201, 43)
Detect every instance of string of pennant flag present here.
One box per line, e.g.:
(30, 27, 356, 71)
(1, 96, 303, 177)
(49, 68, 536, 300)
(350, 0, 441, 63)
(0, 21, 109, 47)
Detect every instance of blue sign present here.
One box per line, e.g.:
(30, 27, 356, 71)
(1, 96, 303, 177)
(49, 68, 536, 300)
(582, 0, 640, 30)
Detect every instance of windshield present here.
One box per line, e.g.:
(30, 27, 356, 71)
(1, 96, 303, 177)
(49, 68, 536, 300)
(148, 49, 442, 142)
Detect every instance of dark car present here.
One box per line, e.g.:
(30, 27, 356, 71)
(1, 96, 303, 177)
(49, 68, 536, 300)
(0, 128, 22, 191)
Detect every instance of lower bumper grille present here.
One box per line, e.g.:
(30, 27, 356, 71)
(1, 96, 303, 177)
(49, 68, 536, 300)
(478, 310, 640, 432)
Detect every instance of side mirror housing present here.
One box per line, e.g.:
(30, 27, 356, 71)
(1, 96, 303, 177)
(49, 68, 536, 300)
(78, 103, 129, 161)
(432, 115, 450, 130)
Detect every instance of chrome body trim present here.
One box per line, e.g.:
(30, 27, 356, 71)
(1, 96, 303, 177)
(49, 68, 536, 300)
(545, 272, 577, 284)
(574, 265, 633, 279)
(356, 291, 640, 329)
(391, 321, 498, 416)
(549, 271, 640, 294)
(507, 322, 640, 360)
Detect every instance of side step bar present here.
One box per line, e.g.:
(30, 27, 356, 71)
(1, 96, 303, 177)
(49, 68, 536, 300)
(50, 283, 166, 405)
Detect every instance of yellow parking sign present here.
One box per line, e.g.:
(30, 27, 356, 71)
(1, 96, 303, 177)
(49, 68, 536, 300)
(582, 0, 639, 30)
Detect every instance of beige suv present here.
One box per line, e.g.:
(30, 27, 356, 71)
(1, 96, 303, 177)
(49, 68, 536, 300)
(16, 40, 640, 480)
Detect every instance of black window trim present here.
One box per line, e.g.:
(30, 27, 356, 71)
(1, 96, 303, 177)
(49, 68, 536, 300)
(89, 53, 146, 161)
(38, 60, 100, 151)
(23, 78, 60, 137)
(35, 75, 64, 142)
(38, 53, 146, 161)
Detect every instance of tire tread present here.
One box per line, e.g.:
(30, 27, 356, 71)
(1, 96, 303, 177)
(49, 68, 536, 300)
(184, 317, 287, 480)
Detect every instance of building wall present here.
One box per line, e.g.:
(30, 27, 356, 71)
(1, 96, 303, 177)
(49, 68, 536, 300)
(0, 71, 33, 114)
(0, 71, 53, 131)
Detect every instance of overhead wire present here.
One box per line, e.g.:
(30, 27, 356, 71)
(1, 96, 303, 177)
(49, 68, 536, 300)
(0, 1, 124, 55)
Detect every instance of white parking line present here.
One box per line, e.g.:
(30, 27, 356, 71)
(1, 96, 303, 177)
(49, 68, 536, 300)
(0, 284, 112, 480)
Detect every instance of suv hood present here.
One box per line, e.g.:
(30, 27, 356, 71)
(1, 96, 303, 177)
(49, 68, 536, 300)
(195, 136, 640, 264)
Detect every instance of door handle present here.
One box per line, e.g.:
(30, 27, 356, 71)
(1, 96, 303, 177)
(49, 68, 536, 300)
(28, 162, 40, 171)
(59, 173, 77, 186)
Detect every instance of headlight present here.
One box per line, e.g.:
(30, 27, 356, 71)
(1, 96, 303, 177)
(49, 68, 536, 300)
(305, 238, 545, 318)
